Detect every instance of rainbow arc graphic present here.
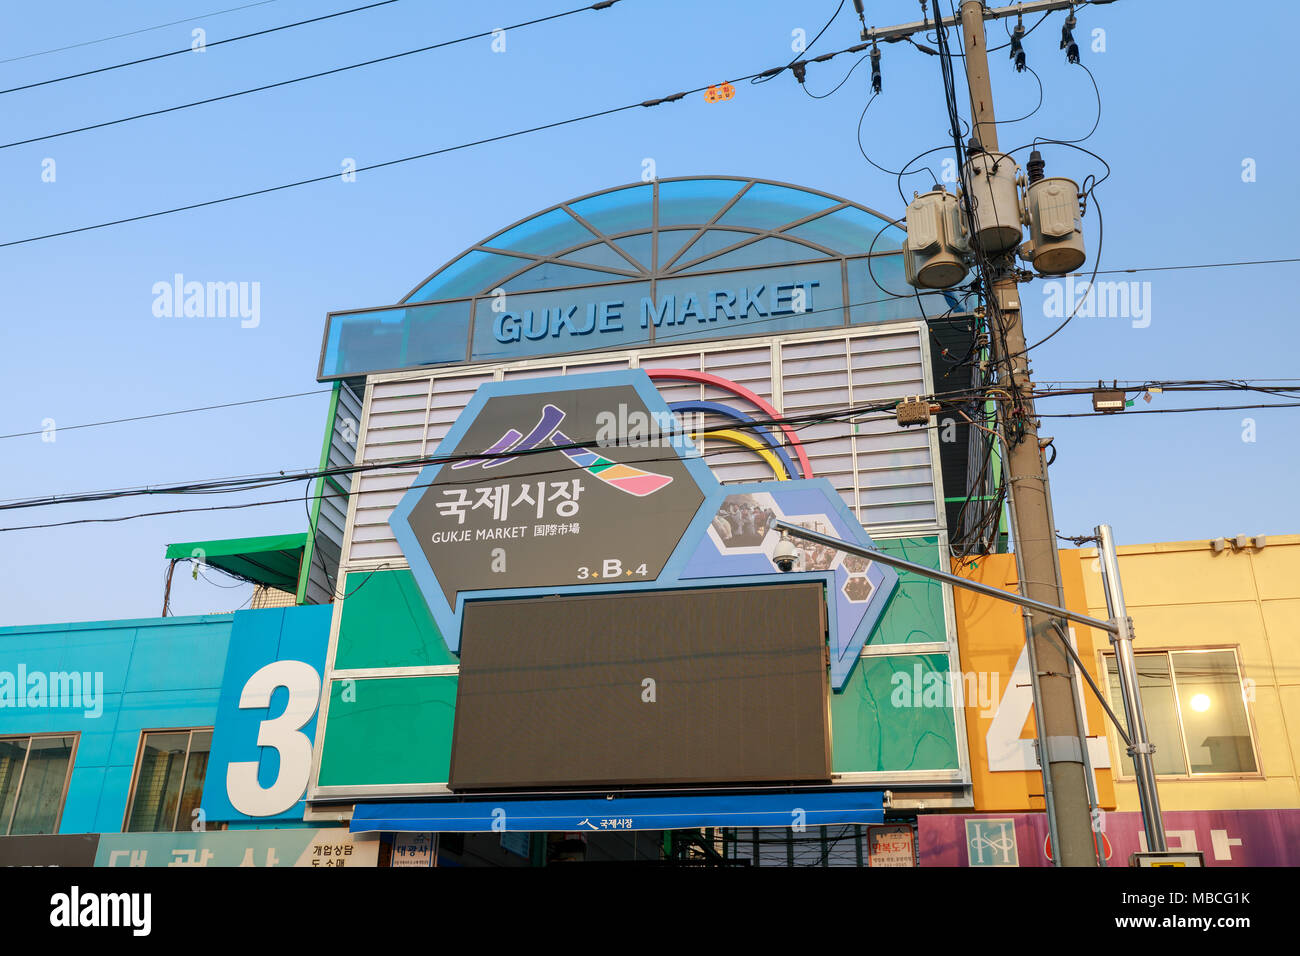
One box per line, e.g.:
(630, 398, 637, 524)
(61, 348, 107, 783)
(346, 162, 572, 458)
(452, 370, 812, 490)
(645, 369, 814, 482)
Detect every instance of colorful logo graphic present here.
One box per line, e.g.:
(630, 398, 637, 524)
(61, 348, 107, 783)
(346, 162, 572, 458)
(453, 402, 674, 497)
(645, 368, 814, 481)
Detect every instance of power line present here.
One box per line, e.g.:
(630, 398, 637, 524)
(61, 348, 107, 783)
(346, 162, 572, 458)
(0, 1, 627, 151)
(0, 391, 980, 516)
(0, 1, 280, 65)
(0, 36, 877, 249)
(7, 376, 1294, 526)
(0, 287, 953, 447)
(0, 388, 330, 440)
(0, 402, 925, 532)
(1037, 402, 1300, 419)
(12, 393, 1292, 535)
(1047, 256, 1300, 277)
(0, 0, 404, 96)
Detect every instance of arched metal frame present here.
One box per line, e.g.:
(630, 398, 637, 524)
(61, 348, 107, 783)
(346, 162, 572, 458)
(317, 176, 934, 381)
(399, 176, 904, 305)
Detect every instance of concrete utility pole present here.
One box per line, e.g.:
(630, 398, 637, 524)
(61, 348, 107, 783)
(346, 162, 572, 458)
(838, 0, 1119, 865)
(955, 0, 1097, 866)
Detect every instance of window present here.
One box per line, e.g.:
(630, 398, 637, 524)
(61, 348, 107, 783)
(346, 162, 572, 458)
(1104, 649, 1259, 777)
(0, 734, 77, 835)
(123, 729, 212, 832)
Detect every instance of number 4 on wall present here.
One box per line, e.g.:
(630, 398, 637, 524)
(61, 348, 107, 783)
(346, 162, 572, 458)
(226, 660, 322, 817)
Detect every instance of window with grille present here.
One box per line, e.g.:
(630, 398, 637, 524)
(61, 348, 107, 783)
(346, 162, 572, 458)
(0, 734, 77, 835)
(123, 729, 212, 832)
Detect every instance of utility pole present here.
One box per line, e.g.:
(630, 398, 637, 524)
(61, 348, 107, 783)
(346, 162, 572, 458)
(955, 0, 1097, 866)
(834, 0, 1116, 865)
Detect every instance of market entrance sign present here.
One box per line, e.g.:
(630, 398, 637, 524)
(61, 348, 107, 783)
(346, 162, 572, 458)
(389, 372, 711, 651)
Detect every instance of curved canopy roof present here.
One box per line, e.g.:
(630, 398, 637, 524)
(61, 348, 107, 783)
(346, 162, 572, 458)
(400, 177, 904, 304)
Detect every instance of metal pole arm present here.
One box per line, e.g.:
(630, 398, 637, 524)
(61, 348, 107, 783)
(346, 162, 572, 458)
(770, 519, 1117, 635)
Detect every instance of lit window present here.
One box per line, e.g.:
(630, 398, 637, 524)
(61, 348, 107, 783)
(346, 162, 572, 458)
(123, 729, 212, 832)
(0, 734, 77, 835)
(1104, 649, 1258, 777)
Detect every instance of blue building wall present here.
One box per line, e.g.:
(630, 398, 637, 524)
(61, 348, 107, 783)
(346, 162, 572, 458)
(1, 605, 334, 835)
(0, 614, 234, 833)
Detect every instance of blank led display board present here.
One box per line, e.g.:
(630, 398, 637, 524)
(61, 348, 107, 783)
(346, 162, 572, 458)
(448, 582, 831, 790)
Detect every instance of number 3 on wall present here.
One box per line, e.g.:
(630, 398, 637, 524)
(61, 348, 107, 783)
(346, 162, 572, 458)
(226, 660, 322, 817)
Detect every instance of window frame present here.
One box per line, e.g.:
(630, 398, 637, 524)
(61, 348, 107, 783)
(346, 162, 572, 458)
(0, 732, 79, 836)
(121, 727, 214, 833)
(1099, 645, 1263, 781)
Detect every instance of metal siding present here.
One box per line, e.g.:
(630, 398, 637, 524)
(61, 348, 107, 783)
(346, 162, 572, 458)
(340, 325, 940, 570)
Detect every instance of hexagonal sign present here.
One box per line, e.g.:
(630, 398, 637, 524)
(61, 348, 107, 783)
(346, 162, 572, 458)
(389, 371, 711, 651)
(674, 481, 900, 690)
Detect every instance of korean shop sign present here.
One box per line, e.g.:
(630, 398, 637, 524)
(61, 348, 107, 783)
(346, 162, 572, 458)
(389, 372, 711, 651)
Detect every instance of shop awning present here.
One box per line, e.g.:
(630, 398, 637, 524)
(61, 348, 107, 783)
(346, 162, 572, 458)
(350, 790, 884, 834)
(164, 533, 308, 592)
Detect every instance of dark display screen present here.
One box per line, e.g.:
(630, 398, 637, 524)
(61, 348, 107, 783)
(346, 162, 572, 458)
(448, 582, 831, 790)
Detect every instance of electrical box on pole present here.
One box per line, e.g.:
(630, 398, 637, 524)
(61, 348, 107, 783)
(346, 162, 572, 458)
(903, 188, 970, 289)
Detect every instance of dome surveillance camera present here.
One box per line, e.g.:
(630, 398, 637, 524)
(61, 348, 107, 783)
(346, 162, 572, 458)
(774, 536, 798, 572)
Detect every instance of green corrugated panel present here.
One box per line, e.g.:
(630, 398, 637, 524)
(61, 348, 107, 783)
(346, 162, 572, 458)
(317, 676, 458, 787)
(334, 570, 458, 669)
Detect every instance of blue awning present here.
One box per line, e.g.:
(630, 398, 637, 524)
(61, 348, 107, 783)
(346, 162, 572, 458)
(350, 790, 884, 834)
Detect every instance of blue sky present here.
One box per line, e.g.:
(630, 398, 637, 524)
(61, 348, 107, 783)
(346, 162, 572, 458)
(2, 0, 1297, 625)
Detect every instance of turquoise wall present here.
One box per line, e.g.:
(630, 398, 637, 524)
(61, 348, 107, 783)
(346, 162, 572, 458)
(0, 614, 233, 833)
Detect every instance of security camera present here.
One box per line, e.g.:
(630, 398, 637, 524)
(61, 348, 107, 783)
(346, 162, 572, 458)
(774, 535, 798, 572)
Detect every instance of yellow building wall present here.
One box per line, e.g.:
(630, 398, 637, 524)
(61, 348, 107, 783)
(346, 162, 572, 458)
(1077, 534, 1300, 813)
(952, 552, 1116, 812)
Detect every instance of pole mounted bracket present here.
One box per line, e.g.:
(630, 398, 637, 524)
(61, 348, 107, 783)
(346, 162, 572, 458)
(1128, 743, 1156, 756)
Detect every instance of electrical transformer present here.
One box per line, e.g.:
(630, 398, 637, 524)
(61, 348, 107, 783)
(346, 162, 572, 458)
(903, 188, 970, 290)
(1022, 176, 1086, 275)
(961, 150, 1022, 254)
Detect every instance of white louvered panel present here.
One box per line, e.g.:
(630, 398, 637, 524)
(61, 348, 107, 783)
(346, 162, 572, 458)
(566, 359, 632, 375)
(780, 339, 850, 414)
(345, 467, 419, 563)
(502, 365, 565, 380)
(850, 359, 927, 394)
(796, 420, 855, 507)
(704, 442, 770, 485)
(426, 372, 494, 449)
(359, 378, 430, 465)
(653, 380, 703, 407)
(843, 328, 937, 528)
(701, 346, 773, 395)
(643, 351, 701, 372)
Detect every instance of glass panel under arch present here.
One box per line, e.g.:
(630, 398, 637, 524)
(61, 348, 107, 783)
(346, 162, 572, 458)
(715, 182, 838, 230)
(784, 205, 903, 255)
(567, 184, 652, 235)
(407, 249, 531, 302)
(485, 206, 597, 257)
(673, 236, 833, 273)
(657, 178, 747, 228)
